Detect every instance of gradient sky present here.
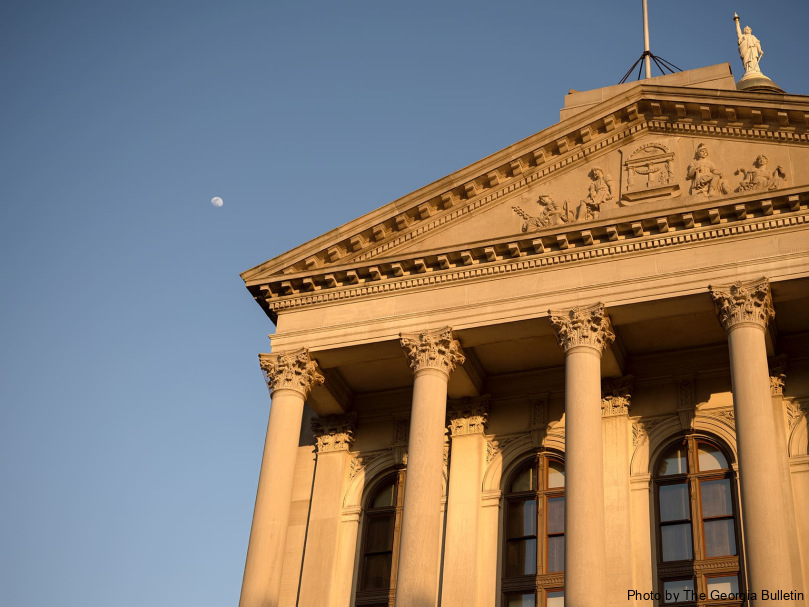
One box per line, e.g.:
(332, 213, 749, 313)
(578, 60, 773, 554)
(2, 1, 808, 605)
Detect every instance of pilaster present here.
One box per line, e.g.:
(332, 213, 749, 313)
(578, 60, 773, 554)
(442, 396, 491, 607)
(299, 414, 357, 606)
(601, 376, 634, 606)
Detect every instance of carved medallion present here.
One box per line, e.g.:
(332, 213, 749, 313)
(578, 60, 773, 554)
(622, 143, 679, 203)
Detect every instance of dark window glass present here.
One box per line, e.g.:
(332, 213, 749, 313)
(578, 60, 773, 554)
(507, 499, 537, 537)
(654, 438, 742, 606)
(506, 593, 536, 607)
(659, 484, 690, 521)
(357, 473, 404, 606)
(502, 456, 565, 601)
(700, 479, 732, 518)
(704, 519, 736, 557)
(661, 523, 693, 561)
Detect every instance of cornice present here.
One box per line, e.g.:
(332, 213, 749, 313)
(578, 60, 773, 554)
(256, 189, 808, 314)
(242, 91, 809, 297)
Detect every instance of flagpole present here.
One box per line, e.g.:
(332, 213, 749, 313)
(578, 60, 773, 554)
(642, 0, 652, 78)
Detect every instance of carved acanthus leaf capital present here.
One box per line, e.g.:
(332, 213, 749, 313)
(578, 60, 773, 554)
(709, 278, 774, 331)
(400, 327, 465, 375)
(311, 413, 356, 453)
(447, 395, 491, 436)
(259, 348, 324, 397)
(602, 376, 634, 417)
(548, 303, 615, 353)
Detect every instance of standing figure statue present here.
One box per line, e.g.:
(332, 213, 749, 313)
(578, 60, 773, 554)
(576, 168, 613, 221)
(687, 144, 730, 197)
(734, 13, 763, 75)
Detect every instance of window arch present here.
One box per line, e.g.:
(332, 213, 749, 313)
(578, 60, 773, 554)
(355, 469, 405, 607)
(502, 453, 566, 607)
(654, 436, 743, 605)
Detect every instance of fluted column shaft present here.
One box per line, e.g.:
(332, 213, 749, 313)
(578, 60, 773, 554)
(240, 350, 323, 607)
(396, 328, 464, 607)
(549, 304, 614, 607)
(710, 280, 797, 605)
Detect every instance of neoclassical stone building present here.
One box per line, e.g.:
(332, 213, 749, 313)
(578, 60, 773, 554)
(238, 62, 809, 607)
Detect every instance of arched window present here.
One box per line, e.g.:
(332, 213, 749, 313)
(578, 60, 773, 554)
(355, 470, 405, 607)
(502, 453, 566, 607)
(654, 437, 743, 605)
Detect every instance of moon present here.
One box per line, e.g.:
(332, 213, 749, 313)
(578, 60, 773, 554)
(211, 196, 224, 207)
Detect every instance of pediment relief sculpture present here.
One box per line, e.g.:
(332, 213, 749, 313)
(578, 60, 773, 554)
(512, 194, 576, 232)
(686, 144, 731, 197)
(621, 142, 679, 203)
(735, 154, 787, 192)
(511, 168, 614, 233)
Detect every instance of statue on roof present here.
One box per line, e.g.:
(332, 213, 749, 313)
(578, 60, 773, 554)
(734, 13, 763, 75)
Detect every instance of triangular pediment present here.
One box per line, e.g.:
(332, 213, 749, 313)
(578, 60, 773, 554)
(242, 66, 809, 319)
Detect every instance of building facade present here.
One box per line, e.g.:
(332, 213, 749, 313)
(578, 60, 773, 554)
(238, 63, 809, 606)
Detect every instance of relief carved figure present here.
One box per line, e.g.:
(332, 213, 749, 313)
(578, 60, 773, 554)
(686, 144, 730, 197)
(512, 194, 575, 232)
(734, 13, 763, 75)
(577, 167, 613, 220)
(735, 154, 786, 192)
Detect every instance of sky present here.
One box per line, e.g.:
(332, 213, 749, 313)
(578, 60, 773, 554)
(2, 1, 808, 606)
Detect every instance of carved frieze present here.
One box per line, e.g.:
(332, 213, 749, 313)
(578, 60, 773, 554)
(259, 348, 324, 397)
(736, 154, 787, 192)
(311, 413, 356, 453)
(548, 303, 615, 353)
(400, 327, 465, 375)
(602, 376, 634, 417)
(578, 167, 614, 220)
(447, 395, 491, 436)
(512, 194, 576, 232)
(709, 277, 775, 331)
(622, 142, 679, 203)
(686, 143, 730, 197)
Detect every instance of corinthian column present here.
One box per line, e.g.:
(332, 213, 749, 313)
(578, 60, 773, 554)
(299, 414, 356, 606)
(549, 304, 614, 607)
(395, 327, 465, 607)
(240, 349, 323, 607)
(442, 396, 490, 606)
(709, 279, 798, 605)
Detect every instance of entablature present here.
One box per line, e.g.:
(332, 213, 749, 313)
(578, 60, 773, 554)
(254, 188, 808, 316)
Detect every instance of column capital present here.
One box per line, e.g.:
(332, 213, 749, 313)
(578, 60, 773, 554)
(311, 413, 356, 453)
(769, 355, 788, 396)
(709, 277, 774, 332)
(548, 302, 615, 354)
(447, 395, 491, 436)
(399, 326, 465, 376)
(601, 375, 633, 417)
(259, 348, 324, 397)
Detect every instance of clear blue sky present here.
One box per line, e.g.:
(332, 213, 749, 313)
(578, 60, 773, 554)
(2, 1, 807, 605)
